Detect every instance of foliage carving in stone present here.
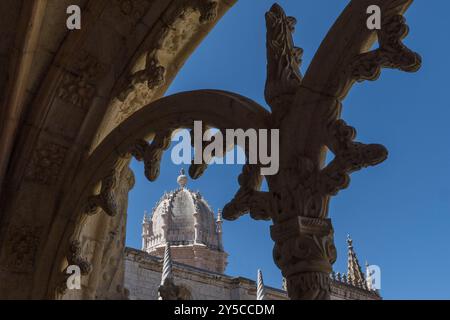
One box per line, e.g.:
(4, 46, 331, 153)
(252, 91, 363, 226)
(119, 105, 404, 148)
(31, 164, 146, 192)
(67, 240, 92, 276)
(350, 14, 421, 82)
(57, 52, 106, 109)
(221, 3, 420, 300)
(25, 142, 68, 185)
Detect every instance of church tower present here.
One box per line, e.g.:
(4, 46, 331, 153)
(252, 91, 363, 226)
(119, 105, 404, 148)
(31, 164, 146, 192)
(141, 169, 228, 273)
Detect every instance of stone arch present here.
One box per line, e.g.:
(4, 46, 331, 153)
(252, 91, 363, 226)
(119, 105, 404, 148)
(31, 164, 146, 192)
(41, 89, 269, 299)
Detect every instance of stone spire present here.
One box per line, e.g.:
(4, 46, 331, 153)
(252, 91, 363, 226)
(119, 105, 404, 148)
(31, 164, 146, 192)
(256, 269, 266, 300)
(177, 168, 188, 188)
(347, 235, 365, 286)
(161, 242, 173, 285)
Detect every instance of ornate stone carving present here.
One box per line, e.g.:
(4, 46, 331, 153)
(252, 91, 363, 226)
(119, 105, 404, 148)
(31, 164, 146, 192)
(219, 3, 420, 300)
(114, 0, 219, 121)
(320, 119, 388, 196)
(130, 131, 172, 181)
(94, 2, 419, 300)
(270, 217, 337, 299)
(2, 225, 41, 272)
(57, 73, 96, 109)
(264, 4, 303, 113)
(115, 0, 152, 20)
(256, 269, 266, 300)
(159, 279, 182, 300)
(68, 0, 421, 296)
(25, 142, 68, 185)
(85, 158, 134, 217)
(117, 55, 166, 102)
(158, 243, 182, 300)
(56, 240, 92, 296)
(192, 0, 218, 24)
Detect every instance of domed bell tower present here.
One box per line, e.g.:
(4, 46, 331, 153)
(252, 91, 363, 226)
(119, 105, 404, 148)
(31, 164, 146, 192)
(141, 169, 228, 273)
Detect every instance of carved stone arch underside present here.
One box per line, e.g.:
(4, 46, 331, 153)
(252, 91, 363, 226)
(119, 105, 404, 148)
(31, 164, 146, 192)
(46, 90, 270, 298)
(91, 0, 237, 151)
(0, 0, 237, 300)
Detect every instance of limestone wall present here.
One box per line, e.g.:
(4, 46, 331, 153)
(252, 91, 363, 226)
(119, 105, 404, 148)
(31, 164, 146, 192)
(124, 248, 287, 300)
(124, 247, 381, 301)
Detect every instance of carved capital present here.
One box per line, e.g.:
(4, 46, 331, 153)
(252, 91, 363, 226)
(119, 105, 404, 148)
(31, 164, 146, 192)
(24, 142, 68, 186)
(271, 217, 336, 300)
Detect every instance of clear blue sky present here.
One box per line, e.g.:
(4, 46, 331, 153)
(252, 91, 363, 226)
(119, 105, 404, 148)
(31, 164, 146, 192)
(126, 0, 450, 299)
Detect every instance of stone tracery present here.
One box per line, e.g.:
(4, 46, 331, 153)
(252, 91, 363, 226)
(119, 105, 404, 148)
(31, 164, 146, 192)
(0, 0, 421, 300)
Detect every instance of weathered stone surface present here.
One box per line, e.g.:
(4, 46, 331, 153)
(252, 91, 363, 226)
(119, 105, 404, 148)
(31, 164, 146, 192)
(124, 247, 380, 301)
(0, 0, 419, 300)
(0, 0, 237, 299)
